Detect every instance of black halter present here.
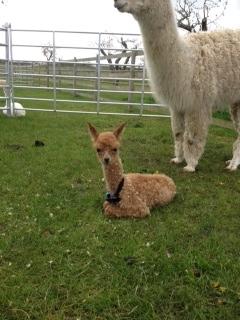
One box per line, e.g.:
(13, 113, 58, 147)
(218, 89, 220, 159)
(105, 178, 124, 204)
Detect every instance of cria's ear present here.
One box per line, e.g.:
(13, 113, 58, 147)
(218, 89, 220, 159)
(87, 123, 99, 141)
(113, 123, 126, 140)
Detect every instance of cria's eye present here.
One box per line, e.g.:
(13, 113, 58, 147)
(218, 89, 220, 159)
(97, 148, 101, 153)
(112, 148, 117, 152)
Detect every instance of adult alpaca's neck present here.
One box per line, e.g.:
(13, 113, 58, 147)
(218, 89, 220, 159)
(135, 1, 188, 104)
(102, 158, 124, 193)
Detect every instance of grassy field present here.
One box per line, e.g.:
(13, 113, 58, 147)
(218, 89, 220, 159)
(0, 111, 239, 320)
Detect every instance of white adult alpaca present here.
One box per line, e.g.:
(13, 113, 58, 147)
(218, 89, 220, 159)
(114, 0, 240, 172)
(0, 79, 26, 117)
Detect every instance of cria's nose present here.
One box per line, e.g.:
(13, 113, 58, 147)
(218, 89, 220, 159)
(104, 158, 110, 165)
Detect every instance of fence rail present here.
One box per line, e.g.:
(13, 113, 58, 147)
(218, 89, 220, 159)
(0, 24, 169, 118)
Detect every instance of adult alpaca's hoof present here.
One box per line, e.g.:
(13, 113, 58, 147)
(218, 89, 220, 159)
(225, 160, 239, 171)
(183, 165, 195, 173)
(170, 157, 184, 165)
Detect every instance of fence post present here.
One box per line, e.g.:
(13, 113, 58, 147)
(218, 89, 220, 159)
(46, 62, 49, 87)
(57, 62, 61, 88)
(31, 62, 34, 86)
(140, 61, 146, 116)
(95, 55, 99, 102)
(4, 24, 11, 114)
(73, 57, 77, 97)
(52, 31, 57, 112)
(38, 62, 41, 86)
(128, 51, 136, 111)
(4, 23, 14, 116)
(96, 32, 102, 114)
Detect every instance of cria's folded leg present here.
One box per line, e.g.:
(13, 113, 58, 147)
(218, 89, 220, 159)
(170, 110, 185, 164)
(183, 111, 209, 172)
(226, 102, 240, 171)
(103, 201, 150, 218)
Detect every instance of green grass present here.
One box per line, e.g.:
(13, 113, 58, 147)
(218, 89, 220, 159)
(0, 112, 239, 320)
(213, 110, 231, 121)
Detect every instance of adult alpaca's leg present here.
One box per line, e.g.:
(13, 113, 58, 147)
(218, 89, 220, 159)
(170, 110, 185, 164)
(226, 102, 240, 171)
(183, 111, 209, 172)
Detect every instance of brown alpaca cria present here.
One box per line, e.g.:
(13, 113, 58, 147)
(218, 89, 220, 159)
(88, 123, 176, 218)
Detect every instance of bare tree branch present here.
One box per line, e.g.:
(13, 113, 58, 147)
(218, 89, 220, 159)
(99, 36, 141, 71)
(176, 0, 229, 32)
(42, 45, 54, 61)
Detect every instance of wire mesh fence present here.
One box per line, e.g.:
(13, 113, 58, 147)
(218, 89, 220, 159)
(0, 24, 169, 118)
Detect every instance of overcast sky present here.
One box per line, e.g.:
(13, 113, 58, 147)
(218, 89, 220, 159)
(1, 0, 240, 32)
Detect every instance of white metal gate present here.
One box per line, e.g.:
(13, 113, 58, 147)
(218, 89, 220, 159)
(0, 24, 169, 118)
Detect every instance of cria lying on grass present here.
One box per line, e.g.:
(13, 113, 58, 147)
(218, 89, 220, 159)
(88, 123, 176, 218)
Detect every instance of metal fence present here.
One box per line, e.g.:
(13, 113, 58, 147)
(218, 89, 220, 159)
(0, 24, 169, 118)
